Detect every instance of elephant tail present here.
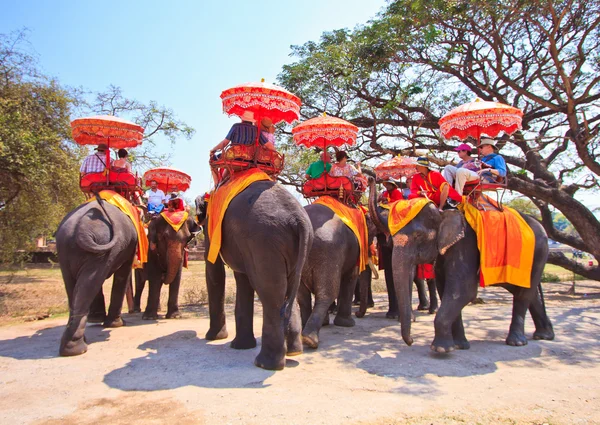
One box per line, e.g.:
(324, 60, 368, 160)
(75, 196, 118, 254)
(281, 216, 313, 323)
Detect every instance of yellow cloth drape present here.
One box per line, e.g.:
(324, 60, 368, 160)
(160, 211, 189, 232)
(206, 168, 271, 263)
(85, 190, 148, 268)
(313, 196, 369, 273)
(460, 199, 535, 288)
(380, 198, 432, 235)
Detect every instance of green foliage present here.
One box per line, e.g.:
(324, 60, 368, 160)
(0, 30, 84, 262)
(541, 272, 560, 283)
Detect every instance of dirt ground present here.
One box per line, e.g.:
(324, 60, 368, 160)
(1, 279, 599, 425)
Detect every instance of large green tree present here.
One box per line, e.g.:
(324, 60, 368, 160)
(279, 0, 600, 279)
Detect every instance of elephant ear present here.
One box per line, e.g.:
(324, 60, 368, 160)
(438, 210, 466, 255)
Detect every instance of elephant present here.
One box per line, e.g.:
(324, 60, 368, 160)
(298, 203, 375, 349)
(141, 214, 200, 320)
(367, 178, 554, 352)
(56, 197, 138, 356)
(195, 180, 313, 371)
(132, 265, 148, 313)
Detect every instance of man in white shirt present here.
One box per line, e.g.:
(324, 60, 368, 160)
(144, 180, 167, 214)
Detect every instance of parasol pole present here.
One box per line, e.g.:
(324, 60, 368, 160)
(106, 137, 111, 185)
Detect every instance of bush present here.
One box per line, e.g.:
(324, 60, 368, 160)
(541, 272, 560, 283)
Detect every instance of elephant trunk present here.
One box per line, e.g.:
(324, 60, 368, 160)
(163, 242, 184, 285)
(367, 178, 388, 235)
(396, 259, 415, 346)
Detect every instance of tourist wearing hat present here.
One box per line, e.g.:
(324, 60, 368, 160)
(477, 137, 507, 182)
(379, 177, 403, 203)
(80, 143, 109, 176)
(441, 143, 480, 195)
(209, 111, 275, 156)
(409, 157, 462, 210)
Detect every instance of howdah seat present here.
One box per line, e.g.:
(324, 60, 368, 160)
(210, 144, 284, 177)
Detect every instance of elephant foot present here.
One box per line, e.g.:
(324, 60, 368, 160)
(322, 313, 330, 326)
(230, 335, 257, 350)
(355, 310, 366, 319)
(104, 316, 124, 328)
(205, 326, 228, 341)
(333, 315, 355, 327)
(368, 301, 375, 308)
(430, 337, 455, 354)
(132, 308, 142, 313)
(166, 311, 182, 319)
(87, 313, 106, 324)
(506, 332, 528, 346)
(417, 303, 430, 311)
(533, 327, 555, 341)
(302, 332, 319, 349)
(59, 337, 88, 357)
(454, 338, 470, 350)
(385, 310, 399, 319)
(142, 312, 159, 321)
(428, 301, 439, 315)
(254, 351, 285, 371)
(286, 336, 303, 357)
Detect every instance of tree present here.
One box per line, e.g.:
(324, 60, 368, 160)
(278, 0, 600, 279)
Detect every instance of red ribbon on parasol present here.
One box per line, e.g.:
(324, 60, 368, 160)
(143, 167, 191, 193)
(292, 114, 358, 149)
(374, 156, 417, 180)
(71, 115, 144, 183)
(220, 80, 301, 125)
(438, 98, 523, 141)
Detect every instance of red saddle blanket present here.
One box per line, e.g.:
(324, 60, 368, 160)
(303, 174, 353, 196)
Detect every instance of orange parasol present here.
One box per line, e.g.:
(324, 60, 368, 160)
(374, 156, 417, 180)
(292, 114, 358, 149)
(220, 79, 301, 125)
(438, 98, 523, 141)
(143, 167, 191, 193)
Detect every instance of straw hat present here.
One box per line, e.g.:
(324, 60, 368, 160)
(241, 111, 256, 123)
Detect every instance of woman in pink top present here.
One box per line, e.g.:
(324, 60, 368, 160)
(330, 151, 361, 178)
(260, 118, 276, 145)
(112, 148, 132, 173)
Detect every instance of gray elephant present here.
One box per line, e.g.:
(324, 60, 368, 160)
(367, 179, 554, 352)
(141, 214, 199, 320)
(56, 197, 139, 356)
(299, 203, 375, 349)
(195, 180, 313, 370)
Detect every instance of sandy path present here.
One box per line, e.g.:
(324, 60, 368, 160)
(0, 282, 599, 425)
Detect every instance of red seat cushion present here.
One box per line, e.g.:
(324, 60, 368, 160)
(303, 174, 353, 196)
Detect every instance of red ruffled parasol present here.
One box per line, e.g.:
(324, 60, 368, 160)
(220, 80, 301, 125)
(292, 115, 358, 149)
(71, 115, 144, 149)
(143, 167, 191, 193)
(438, 98, 523, 141)
(374, 156, 417, 180)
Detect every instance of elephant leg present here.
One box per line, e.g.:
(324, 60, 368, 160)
(431, 274, 476, 354)
(230, 272, 256, 349)
(285, 300, 303, 357)
(414, 276, 430, 311)
(297, 283, 312, 329)
(334, 268, 356, 328)
(166, 269, 183, 319)
(88, 290, 107, 323)
(254, 277, 287, 371)
(133, 268, 145, 313)
(529, 284, 555, 340)
(59, 267, 108, 356)
(205, 255, 228, 340)
(105, 262, 132, 327)
(506, 290, 529, 346)
(427, 278, 438, 314)
(384, 260, 399, 319)
(451, 312, 470, 349)
(143, 270, 162, 320)
(302, 297, 333, 349)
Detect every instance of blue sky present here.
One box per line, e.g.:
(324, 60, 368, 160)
(1, 0, 387, 198)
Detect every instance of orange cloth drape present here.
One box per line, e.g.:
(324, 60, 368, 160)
(206, 168, 271, 263)
(85, 190, 148, 268)
(313, 196, 369, 273)
(380, 198, 432, 235)
(460, 199, 535, 288)
(160, 211, 189, 232)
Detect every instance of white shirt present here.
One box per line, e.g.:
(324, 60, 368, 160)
(145, 188, 166, 206)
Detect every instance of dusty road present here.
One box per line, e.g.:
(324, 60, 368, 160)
(0, 281, 599, 425)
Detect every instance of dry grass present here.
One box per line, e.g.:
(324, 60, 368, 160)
(0, 260, 593, 326)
